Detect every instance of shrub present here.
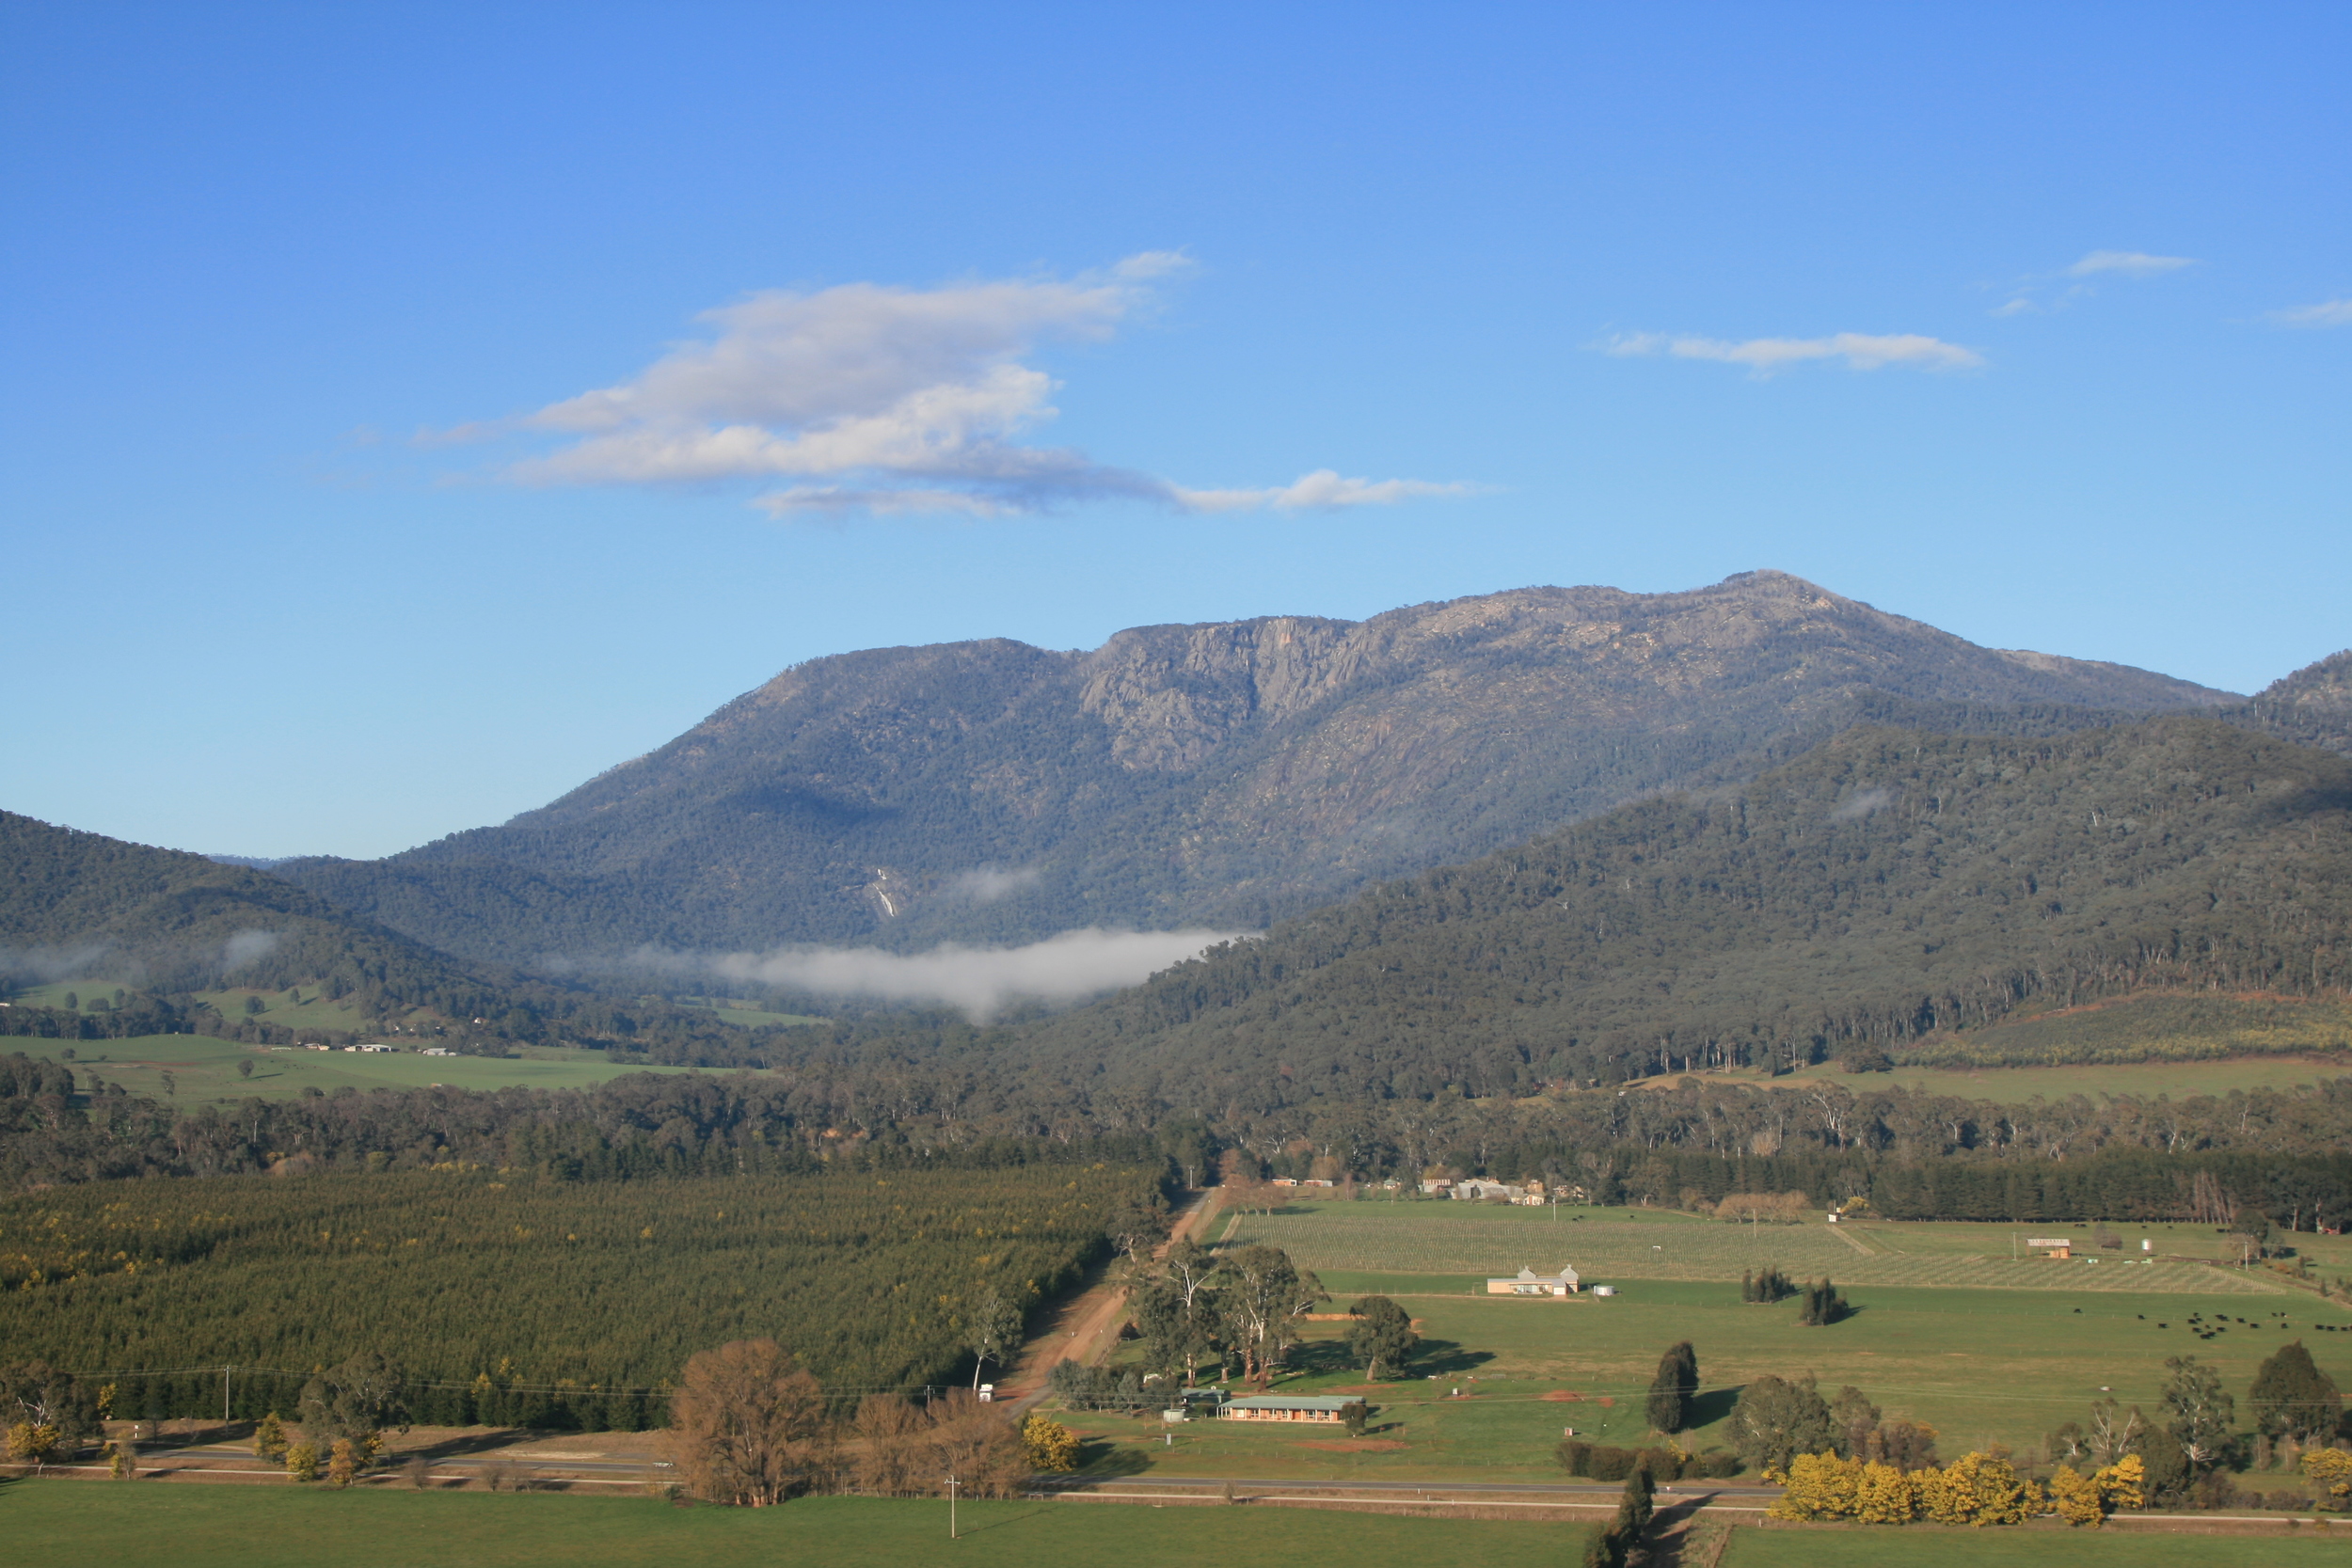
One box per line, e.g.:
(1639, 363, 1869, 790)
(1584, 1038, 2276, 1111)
(1699, 1449, 1741, 1479)
(1585, 1445, 1637, 1481)
(1556, 1438, 1594, 1475)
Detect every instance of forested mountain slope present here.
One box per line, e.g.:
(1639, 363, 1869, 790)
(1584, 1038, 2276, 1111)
(1007, 718, 2352, 1111)
(2230, 648, 2352, 757)
(276, 571, 2233, 965)
(0, 810, 485, 1004)
(0, 813, 800, 1055)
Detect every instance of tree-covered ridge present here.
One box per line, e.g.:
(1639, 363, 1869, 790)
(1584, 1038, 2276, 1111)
(0, 1164, 1160, 1425)
(0, 810, 833, 1058)
(272, 572, 2234, 965)
(0, 808, 474, 999)
(1015, 717, 2352, 1105)
(2228, 648, 2352, 758)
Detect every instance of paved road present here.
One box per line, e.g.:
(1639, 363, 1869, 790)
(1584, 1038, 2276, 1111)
(1037, 1475, 1780, 1498)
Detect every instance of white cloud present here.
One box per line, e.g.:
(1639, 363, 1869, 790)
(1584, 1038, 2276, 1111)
(2067, 250, 2196, 277)
(689, 927, 1245, 1022)
(1830, 787, 1895, 821)
(221, 929, 282, 970)
(1175, 469, 1486, 513)
(442, 256, 1468, 518)
(943, 866, 1042, 903)
(2271, 299, 2352, 329)
(1603, 331, 1983, 375)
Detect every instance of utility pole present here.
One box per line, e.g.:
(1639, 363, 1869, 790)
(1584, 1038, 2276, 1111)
(946, 1472, 960, 1540)
(223, 1366, 232, 1425)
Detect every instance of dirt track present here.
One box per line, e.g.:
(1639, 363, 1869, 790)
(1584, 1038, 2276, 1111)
(999, 1189, 1216, 1414)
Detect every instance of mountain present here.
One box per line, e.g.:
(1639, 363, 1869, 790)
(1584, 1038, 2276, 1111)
(273, 571, 2236, 969)
(998, 715, 2352, 1113)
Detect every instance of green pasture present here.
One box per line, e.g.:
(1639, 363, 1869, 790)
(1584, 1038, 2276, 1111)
(1721, 1523, 2348, 1565)
(1225, 1203, 2302, 1293)
(1773, 1055, 2352, 1103)
(194, 986, 373, 1034)
(5, 979, 143, 1010)
(2, 1035, 700, 1102)
(1840, 1216, 2352, 1276)
(1075, 1271, 2352, 1482)
(0, 1482, 1570, 1567)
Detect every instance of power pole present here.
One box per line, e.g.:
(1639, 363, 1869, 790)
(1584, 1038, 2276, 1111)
(946, 1473, 961, 1539)
(224, 1366, 232, 1425)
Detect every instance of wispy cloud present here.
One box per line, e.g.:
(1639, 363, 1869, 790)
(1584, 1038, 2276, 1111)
(2067, 250, 2196, 277)
(1602, 331, 1982, 376)
(437, 256, 1469, 519)
(1994, 249, 2199, 315)
(658, 927, 1246, 1022)
(2270, 299, 2352, 329)
(1176, 469, 1485, 512)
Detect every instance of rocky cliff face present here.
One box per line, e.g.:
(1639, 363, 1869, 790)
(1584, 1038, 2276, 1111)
(276, 571, 2239, 966)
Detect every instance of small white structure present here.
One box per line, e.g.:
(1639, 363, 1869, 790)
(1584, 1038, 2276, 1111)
(1592, 1285, 1617, 1297)
(1486, 1264, 1581, 1296)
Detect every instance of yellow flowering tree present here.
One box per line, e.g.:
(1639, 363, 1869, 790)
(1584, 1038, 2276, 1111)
(2305, 1449, 2352, 1511)
(1854, 1460, 1919, 1523)
(1020, 1412, 1080, 1473)
(2096, 1454, 2145, 1515)
(2049, 1465, 2104, 1528)
(8, 1421, 62, 1465)
(1916, 1451, 2042, 1527)
(1769, 1450, 1863, 1521)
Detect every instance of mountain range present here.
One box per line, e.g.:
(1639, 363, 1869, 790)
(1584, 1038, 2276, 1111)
(271, 570, 2246, 970)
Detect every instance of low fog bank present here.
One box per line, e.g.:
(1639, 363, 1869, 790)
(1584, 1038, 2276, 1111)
(639, 927, 1248, 1022)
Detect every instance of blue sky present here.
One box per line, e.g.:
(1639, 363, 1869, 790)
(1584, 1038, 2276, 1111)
(4, 2, 2346, 858)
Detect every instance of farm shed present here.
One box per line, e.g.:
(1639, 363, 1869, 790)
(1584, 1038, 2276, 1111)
(1220, 1396, 1357, 1424)
(1486, 1265, 1581, 1296)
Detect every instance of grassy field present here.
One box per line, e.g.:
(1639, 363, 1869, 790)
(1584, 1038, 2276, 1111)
(1770, 1055, 2352, 1103)
(1720, 1523, 2348, 1564)
(674, 995, 825, 1029)
(0, 1481, 1571, 1567)
(1070, 1268, 2352, 1482)
(1049, 1202, 2352, 1484)
(1224, 1202, 2317, 1291)
(0, 1035, 702, 1102)
(1900, 992, 2352, 1069)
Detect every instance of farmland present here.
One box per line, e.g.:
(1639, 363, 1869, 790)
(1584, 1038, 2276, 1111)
(1043, 1198, 2352, 1486)
(1070, 1267, 2352, 1482)
(1223, 1201, 2317, 1291)
(0, 1486, 1574, 1568)
(1719, 1525, 2349, 1565)
(0, 1164, 1157, 1417)
(3, 1035, 703, 1102)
